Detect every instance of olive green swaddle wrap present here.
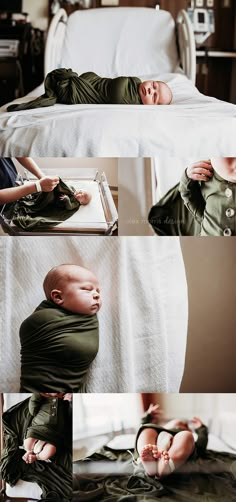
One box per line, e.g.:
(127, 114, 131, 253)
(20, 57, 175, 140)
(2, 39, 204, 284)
(5, 178, 80, 231)
(25, 394, 68, 448)
(0, 397, 72, 501)
(148, 183, 201, 236)
(20, 299, 99, 393)
(7, 69, 142, 111)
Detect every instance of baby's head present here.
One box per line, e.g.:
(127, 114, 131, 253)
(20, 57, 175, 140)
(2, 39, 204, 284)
(139, 80, 172, 105)
(75, 189, 92, 205)
(43, 264, 102, 315)
(211, 158, 236, 183)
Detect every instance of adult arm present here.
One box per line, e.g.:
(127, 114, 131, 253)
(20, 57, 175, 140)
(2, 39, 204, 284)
(0, 177, 59, 205)
(16, 158, 45, 179)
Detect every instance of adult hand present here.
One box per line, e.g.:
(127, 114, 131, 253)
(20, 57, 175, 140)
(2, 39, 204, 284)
(39, 176, 59, 192)
(186, 160, 213, 182)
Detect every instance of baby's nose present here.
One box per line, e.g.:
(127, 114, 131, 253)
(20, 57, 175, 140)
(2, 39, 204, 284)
(92, 289, 100, 298)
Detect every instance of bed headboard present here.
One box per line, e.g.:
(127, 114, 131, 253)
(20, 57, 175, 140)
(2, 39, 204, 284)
(45, 7, 180, 79)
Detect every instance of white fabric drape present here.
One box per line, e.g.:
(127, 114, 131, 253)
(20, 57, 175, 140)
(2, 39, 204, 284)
(0, 236, 188, 393)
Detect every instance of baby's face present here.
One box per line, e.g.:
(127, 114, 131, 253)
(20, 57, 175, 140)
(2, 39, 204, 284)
(211, 158, 236, 183)
(75, 190, 91, 205)
(139, 80, 172, 105)
(58, 267, 102, 315)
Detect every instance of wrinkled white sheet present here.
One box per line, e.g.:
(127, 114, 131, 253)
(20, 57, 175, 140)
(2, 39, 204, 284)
(0, 73, 235, 156)
(0, 236, 187, 393)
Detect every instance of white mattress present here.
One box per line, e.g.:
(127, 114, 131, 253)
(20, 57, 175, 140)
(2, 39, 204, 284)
(3, 393, 43, 499)
(0, 236, 188, 393)
(0, 73, 235, 156)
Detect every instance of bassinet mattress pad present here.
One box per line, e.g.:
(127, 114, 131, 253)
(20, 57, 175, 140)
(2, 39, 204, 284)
(0, 236, 188, 393)
(0, 74, 235, 157)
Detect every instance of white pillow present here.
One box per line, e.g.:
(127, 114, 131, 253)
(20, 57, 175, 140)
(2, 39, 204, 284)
(60, 7, 179, 78)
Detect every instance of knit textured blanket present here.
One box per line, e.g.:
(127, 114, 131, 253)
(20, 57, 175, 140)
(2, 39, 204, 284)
(7, 69, 142, 111)
(20, 300, 99, 392)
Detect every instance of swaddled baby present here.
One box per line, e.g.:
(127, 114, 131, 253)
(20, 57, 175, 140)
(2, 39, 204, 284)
(23, 392, 72, 464)
(20, 264, 102, 393)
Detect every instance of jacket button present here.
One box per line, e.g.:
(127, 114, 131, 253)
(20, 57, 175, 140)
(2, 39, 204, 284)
(223, 228, 232, 236)
(225, 188, 232, 198)
(226, 208, 235, 217)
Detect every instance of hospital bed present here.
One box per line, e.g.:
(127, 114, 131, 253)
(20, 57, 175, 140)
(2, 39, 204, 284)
(0, 393, 42, 501)
(0, 168, 118, 236)
(0, 7, 235, 157)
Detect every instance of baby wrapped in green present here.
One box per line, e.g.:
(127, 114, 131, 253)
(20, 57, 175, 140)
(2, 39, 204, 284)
(20, 299, 99, 392)
(7, 69, 142, 111)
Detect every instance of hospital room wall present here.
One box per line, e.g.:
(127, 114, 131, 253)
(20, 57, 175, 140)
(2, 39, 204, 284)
(14, 158, 118, 187)
(118, 158, 154, 236)
(180, 238, 236, 393)
(151, 393, 236, 425)
(23, 0, 48, 30)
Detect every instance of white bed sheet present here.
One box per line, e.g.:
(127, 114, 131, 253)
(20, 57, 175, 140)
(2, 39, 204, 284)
(0, 236, 187, 393)
(3, 393, 43, 499)
(0, 73, 235, 157)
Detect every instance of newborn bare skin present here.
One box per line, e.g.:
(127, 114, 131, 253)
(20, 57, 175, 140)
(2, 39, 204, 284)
(59, 189, 92, 209)
(138, 80, 172, 105)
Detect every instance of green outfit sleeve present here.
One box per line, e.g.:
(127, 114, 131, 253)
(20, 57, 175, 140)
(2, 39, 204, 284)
(179, 169, 206, 224)
(28, 393, 43, 417)
(194, 424, 208, 456)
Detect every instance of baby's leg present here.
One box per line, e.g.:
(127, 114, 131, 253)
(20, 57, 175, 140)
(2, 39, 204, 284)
(156, 431, 195, 477)
(137, 428, 164, 476)
(157, 431, 173, 452)
(22, 437, 38, 462)
(35, 442, 57, 461)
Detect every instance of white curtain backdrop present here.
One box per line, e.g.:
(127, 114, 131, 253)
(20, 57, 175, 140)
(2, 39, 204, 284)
(0, 236, 188, 393)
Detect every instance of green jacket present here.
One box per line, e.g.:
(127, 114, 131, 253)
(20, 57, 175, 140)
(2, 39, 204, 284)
(7, 69, 142, 111)
(179, 170, 236, 236)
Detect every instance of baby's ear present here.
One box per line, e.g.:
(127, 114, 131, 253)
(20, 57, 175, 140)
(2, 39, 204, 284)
(51, 289, 63, 305)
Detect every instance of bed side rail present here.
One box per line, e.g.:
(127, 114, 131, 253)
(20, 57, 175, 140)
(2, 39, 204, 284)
(44, 8, 68, 76)
(176, 9, 196, 84)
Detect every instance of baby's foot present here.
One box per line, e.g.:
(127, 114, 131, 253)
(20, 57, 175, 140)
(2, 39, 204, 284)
(140, 444, 161, 476)
(156, 451, 175, 477)
(22, 452, 37, 464)
(160, 449, 170, 464)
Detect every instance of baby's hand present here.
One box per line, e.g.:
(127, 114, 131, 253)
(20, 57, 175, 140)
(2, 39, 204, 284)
(146, 403, 163, 422)
(190, 416, 203, 429)
(63, 393, 72, 401)
(59, 195, 67, 201)
(186, 160, 213, 182)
